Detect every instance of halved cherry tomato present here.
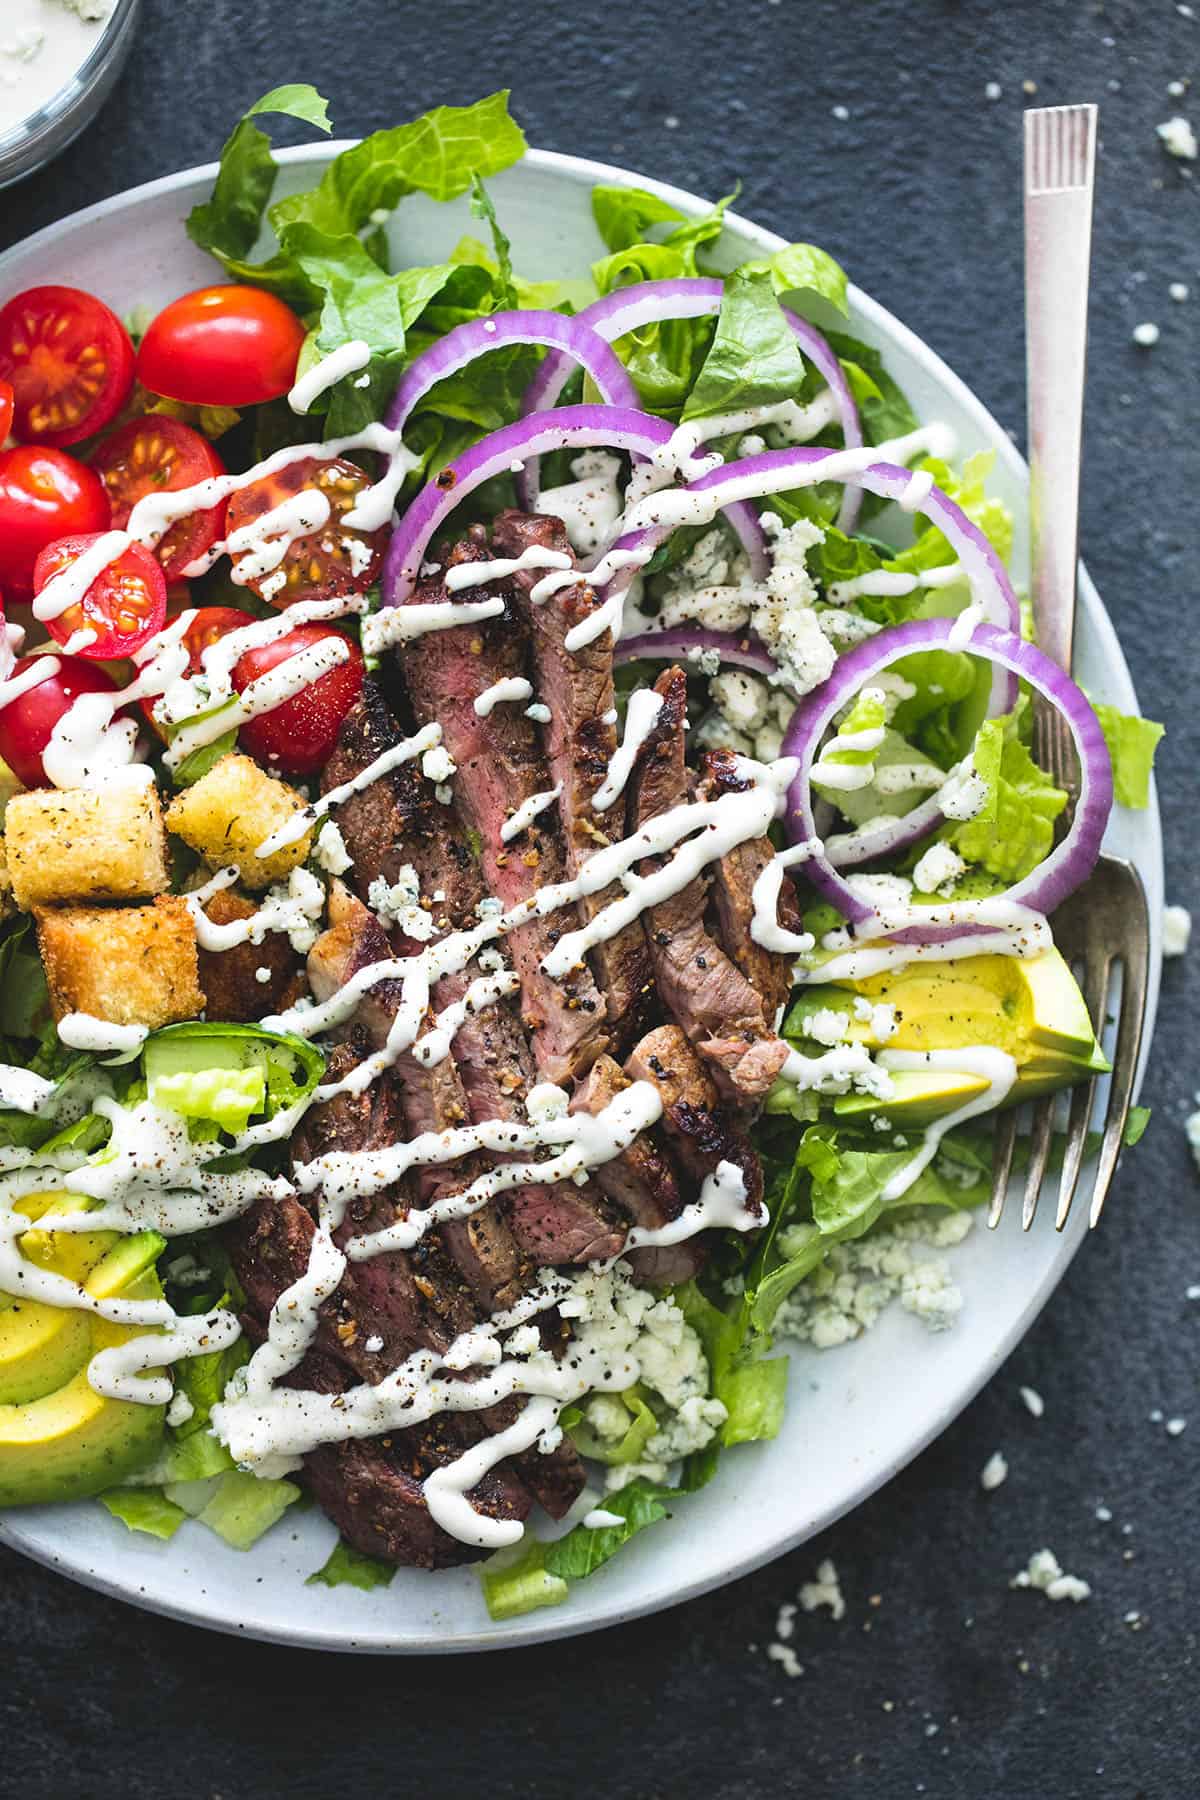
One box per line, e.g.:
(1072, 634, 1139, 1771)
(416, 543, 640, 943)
(0, 653, 121, 788)
(0, 445, 110, 596)
(233, 623, 364, 776)
(90, 415, 227, 581)
(0, 286, 135, 447)
(34, 533, 167, 660)
(137, 286, 306, 407)
(224, 456, 386, 608)
(137, 603, 255, 736)
(0, 379, 13, 443)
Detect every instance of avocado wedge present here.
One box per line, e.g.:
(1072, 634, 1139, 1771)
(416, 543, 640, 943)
(0, 1230, 167, 1507)
(785, 948, 1108, 1126)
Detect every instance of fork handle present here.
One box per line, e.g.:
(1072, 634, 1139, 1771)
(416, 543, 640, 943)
(1024, 108, 1097, 674)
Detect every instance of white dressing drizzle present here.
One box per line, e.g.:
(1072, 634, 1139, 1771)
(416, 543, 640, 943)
(750, 841, 820, 954)
(253, 722, 442, 859)
(0, 656, 60, 712)
(474, 676, 534, 717)
(499, 783, 562, 844)
(56, 1014, 148, 1057)
(444, 545, 571, 592)
(592, 688, 664, 812)
(826, 562, 963, 607)
(288, 339, 371, 414)
(875, 1048, 1018, 1198)
(361, 596, 505, 657)
(88, 1307, 243, 1406)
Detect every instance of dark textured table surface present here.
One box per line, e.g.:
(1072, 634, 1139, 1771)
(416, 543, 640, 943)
(2, 2, 1197, 1795)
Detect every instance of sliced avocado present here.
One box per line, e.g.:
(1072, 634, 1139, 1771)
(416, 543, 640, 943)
(0, 1249, 166, 1508)
(0, 1196, 118, 1407)
(835, 1067, 992, 1126)
(790, 948, 1107, 1128)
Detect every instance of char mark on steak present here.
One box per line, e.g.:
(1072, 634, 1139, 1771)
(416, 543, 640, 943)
(490, 509, 654, 1050)
(306, 887, 528, 1314)
(321, 677, 484, 930)
(570, 1054, 703, 1287)
(435, 965, 625, 1268)
(228, 1208, 532, 1571)
(625, 1024, 764, 1217)
(393, 528, 608, 1083)
(695, 747, 802, 1020)
(626, 667, 789, 1104)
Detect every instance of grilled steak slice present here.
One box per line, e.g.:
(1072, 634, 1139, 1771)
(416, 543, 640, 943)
(435, 965, 625, 1266)
(229, 1214, 532, 1570)
(395, 530, 608, 1082)
(696, 747, 802, 1021)
(196, 886, 306, 1023)
(625, 1024, 764, 1215)
(628, 667, 789, 1103)
(490, 509, 653, 1048)
(306, 888, 527, 1314)
(570, 1054, 701, 1287)
(321, 678, 483, 927)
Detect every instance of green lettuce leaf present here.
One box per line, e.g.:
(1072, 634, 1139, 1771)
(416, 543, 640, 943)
(942, 710, 1067, 885)
(742, 241, 849, 316)
(682, 266, 806, 423)
(568, 1384, 658, 1465)
(307, 1538, 398, 1591)
(1124, 1105, 1152, 1147)
(592, 184, 686, 252)
(98, 1487, 189, 1541)
(270, 91, 526, 238)
(1090, 704, 1164, 809)
(542, 1443, 720, 1583)
(481, 1537, 569, 1618)
(186, 84, 332, 269)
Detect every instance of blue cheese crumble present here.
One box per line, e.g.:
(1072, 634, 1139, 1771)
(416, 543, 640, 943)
(773, 1212, 973, 1348)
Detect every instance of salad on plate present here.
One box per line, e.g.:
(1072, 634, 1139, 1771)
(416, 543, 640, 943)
(0, 87, 1162, 1619)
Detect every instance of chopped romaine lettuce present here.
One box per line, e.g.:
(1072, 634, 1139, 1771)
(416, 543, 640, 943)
(683, 266, 806, 423)
(481, 1537, 569, 1618)
(307, 1538, 398, 1591)
(142, 1022, 325, 1133)
(568, 1384, 658, 1465)
(194, 1470, 301, 1551)
(1090, 703, 1164, 809)
(98, 1486, 189, 1540)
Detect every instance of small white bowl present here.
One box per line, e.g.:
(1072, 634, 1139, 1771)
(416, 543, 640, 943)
(0, 0, 141, 191)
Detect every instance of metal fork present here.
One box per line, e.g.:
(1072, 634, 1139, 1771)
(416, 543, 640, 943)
(988, 104, 1151, 1232)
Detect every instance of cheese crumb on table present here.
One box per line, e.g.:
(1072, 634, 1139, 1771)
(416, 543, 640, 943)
(799, 1558, 846, 1620)
(1010, 1547, 1091, 1603)
(1163, 904, 1192, 957)
(980, 1451, 1009, 1491)
(1019, 1385, 1045, 1419)
(1132, 322, 1160, 347)
(1157, 115, 1198, 159)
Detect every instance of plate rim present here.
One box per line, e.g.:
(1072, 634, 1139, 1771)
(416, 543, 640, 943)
(0, 142, 1164, 1654)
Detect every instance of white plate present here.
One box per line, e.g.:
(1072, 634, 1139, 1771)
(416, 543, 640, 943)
(0, 146, 1163, 1653)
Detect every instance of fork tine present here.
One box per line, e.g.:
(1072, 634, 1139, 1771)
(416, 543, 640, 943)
(1088, 873, 1150, 1228)
(1055, 1071, 1097, 1229)
(988, 1108, 1019, 1228)
(1022, 1096, 1057, 1230)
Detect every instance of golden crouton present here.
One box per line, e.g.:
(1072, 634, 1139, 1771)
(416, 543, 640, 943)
(36, 897, 203, 1030)
(165, 754, 312, 890)
(5, 778, 169, 908)
(197, 886, 306, 1023)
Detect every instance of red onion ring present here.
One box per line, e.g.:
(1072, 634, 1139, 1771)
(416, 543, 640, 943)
(614, 627, 776, 675)
(518, 276, 865, 531)
(781, 617, 1113, 941)
(384, 309, 639, 434)
(381, 404, 765, 607)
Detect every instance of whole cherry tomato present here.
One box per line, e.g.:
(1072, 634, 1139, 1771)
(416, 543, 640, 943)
(0, 654, 121, 788)
(137, 286, 307, 407)
(0, 445, 110, 596)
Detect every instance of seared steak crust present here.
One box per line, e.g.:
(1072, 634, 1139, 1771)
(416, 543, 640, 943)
(625, 1024, 764, 1215)
(628, 667, 789, 1104)
(491, 509, 654, 1048)
(394, 529, 608, 1082)
(696, 747, 802, 1020)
